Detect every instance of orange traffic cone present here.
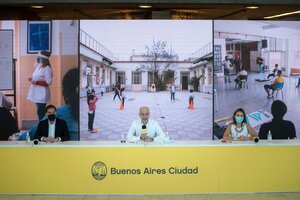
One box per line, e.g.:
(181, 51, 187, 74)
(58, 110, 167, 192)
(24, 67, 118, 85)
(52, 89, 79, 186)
(120, 101, 124, 110)
(189, 102, 194, 109)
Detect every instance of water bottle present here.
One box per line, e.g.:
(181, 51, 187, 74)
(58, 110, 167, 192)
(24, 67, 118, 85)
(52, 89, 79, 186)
(25, 132, 30, 144)
(267, 130, 272, 141)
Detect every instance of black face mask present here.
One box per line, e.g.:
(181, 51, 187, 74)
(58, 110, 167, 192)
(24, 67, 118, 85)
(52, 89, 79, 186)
(48, 114, 56, 121)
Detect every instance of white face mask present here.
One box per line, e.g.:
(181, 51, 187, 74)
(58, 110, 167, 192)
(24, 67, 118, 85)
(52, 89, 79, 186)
(34, 56, 42, 68)
(33, 60, 39, 68)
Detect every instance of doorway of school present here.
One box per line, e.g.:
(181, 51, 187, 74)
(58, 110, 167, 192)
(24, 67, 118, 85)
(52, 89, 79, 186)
(181, 72, 189, 90)
(226, 41, 258, 72)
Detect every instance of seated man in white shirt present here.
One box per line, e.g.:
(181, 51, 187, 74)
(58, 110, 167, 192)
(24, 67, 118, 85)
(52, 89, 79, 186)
(234, 68, 248, 88)
(34, 104, 70, 142)
(127, 106, 165, 142)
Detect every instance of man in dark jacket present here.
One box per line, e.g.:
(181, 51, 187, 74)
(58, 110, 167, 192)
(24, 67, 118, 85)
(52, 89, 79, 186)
(34, 104, 70, 142)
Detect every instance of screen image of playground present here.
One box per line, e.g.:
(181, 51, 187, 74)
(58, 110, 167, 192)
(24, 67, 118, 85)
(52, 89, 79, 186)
(79, 20, 213, 141)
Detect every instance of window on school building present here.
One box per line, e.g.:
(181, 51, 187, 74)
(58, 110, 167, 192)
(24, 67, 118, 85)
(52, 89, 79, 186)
(116, 71, 125, 84)
(132, 71, 142, 84)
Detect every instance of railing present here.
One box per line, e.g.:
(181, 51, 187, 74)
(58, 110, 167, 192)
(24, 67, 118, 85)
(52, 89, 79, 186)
(182, 42, 213, 61)
(80, 29, 118, 61)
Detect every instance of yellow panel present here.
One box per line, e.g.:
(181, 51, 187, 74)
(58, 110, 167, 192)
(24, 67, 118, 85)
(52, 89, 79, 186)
(219, 146, 300, 192)
(69, 147, 219, 194)
(0, 148, 71, 194)
(0, 145, 300, 194)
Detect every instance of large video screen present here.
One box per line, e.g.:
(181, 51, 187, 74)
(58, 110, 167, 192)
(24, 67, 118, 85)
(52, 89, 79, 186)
(0, 20, 79, 141)
(213, 20, 300, 140)
(79, 20, 213, 142)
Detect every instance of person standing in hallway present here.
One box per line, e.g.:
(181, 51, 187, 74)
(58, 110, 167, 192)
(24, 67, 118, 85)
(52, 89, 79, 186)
(27, 50, 53, 120)
(222, 56, 232, 83)
(233, 55, 242, 74)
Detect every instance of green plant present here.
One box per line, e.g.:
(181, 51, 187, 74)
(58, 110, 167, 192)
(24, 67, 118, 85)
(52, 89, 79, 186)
(189, 76, 201, 91)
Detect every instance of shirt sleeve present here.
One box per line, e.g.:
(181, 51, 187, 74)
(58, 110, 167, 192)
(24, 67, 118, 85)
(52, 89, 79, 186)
(34, 122, 43, 141)
(44, 66, 53, 85)
(258, 124, 268, 139)
(36, 80, 49, 86)
(127, 121, 140, 142)
(289, 122, 296, 139)
(60, 120, 70, 141)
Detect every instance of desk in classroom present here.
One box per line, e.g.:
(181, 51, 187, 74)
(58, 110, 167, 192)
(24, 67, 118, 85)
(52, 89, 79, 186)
(215, 110, 272, 131)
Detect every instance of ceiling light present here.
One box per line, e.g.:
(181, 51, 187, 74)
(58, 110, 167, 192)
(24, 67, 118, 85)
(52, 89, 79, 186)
(245, 6, 259, 9)
(31, 5, 44, 9)
(264, 10, 300, 19)
(139, 5, 152, 9)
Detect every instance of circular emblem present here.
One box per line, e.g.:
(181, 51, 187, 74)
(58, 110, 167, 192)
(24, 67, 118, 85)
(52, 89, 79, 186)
(91, 161, 107, 180)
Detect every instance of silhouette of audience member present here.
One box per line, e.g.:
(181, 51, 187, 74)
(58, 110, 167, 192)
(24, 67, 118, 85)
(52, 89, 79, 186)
(259, 100, 296, 139)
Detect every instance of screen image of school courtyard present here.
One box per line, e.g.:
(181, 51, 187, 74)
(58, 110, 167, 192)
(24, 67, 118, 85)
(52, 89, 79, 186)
(79, 20, 213, 141)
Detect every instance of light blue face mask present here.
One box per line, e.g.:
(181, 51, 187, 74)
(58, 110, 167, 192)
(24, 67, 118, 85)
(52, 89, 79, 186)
(235, 116, 244, 123)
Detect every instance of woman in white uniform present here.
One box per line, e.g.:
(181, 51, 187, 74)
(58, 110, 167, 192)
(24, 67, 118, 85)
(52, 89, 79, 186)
(27, 50, 53, 120)
(223, 108, 257, 141)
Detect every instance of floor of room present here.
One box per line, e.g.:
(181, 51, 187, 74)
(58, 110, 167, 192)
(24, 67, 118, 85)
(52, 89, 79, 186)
(214, 72, 300, 136)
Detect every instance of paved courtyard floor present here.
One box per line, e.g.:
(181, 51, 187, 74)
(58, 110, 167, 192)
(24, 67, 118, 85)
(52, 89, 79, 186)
(80, 91, 212, 141)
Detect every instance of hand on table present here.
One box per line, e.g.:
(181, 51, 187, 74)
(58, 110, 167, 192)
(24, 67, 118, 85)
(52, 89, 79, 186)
(42, 137, 59, 143)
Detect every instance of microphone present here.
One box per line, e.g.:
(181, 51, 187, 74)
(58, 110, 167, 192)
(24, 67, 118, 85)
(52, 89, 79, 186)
(254, 137, 259, 143)
(141, 125, 147, 136)
(33, 139, 39, 145)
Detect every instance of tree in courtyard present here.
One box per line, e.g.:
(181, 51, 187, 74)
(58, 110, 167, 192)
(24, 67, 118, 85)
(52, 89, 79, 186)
(137, 40, 178, 91)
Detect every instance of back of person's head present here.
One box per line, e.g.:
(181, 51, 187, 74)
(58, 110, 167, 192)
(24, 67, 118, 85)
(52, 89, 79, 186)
(275, 64, 278, 67)
(271, 100, 287, 119)
(87, 94, 95, 102)
(277, 70, 282, 75)
(63, 68, 79, 122)
(45, 104, 56, 113)
(190, 89, 193, 93)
